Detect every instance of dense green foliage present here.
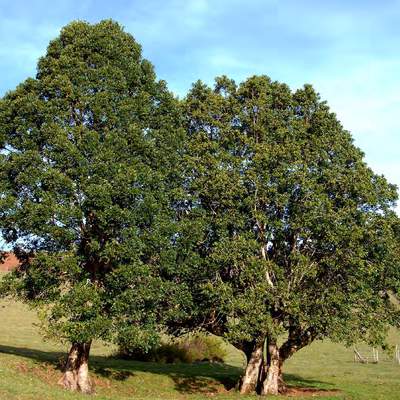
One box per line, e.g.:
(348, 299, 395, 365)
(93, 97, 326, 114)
(0, 18, 399, 396)
(182, 75, 400, 392)
(0, 20, 190, 365)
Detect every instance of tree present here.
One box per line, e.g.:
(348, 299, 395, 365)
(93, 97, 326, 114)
(0, 20, 190, 393)
(183, 75, 400, 395)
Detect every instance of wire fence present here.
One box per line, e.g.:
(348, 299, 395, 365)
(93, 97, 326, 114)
(353, 344, 400, 365)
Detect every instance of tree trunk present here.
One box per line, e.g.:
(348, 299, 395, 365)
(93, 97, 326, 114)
(239, 341, 264, 394)
(262, 340, 286, 396)
(58, 342, 93, 394)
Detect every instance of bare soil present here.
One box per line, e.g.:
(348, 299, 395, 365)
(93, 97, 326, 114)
(285, 387, 341, 397)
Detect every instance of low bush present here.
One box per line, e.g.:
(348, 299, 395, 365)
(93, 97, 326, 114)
(118, 333, 227, 364)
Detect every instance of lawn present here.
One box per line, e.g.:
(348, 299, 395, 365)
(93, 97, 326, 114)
(0, 294, 399, 399)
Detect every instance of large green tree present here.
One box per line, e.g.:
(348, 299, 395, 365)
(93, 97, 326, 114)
(183, 75, 400, 395)
(0, 20, 190, 393)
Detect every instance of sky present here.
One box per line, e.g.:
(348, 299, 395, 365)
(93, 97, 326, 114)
(0, 0, 399, 212)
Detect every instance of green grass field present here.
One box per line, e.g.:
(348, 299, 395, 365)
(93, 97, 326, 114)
(0, 295, 400, 399)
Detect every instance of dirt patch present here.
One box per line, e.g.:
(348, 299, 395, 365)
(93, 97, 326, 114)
(0, 253, 20, 271)
(15, 361, 59, 385)
(285, 387, 341, 397)
(14, 360, 112, 390)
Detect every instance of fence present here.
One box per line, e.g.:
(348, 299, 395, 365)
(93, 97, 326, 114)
(353, 345, 400, 364)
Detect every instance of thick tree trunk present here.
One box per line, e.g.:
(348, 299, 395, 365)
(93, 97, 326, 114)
(239, 341, 264, 394)
(58, 342, 93, 394)
(261, 340, 286, 396)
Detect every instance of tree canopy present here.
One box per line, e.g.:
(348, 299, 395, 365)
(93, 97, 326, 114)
(0, 19, 399, 398)
(0, 20, 190, 393)
(182, 75, 400, 394)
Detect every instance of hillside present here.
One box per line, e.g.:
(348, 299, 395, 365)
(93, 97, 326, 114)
(0, 279, 400, 399)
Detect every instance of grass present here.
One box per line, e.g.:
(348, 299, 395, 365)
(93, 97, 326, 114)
(1, 293, 400, 399)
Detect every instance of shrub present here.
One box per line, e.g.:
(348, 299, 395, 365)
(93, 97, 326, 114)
(118, 333, 227, 364)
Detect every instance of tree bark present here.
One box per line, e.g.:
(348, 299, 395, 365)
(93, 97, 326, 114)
(58, 342, 93, 394)
(258, 328, 317, 396)
(261, 340, 286, 396)
(239, 340, 264, 394)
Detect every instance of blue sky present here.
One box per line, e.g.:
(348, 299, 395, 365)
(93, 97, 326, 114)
(1, 0, 399, 212)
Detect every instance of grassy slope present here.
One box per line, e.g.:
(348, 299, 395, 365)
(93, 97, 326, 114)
(0, 295, 400, 399)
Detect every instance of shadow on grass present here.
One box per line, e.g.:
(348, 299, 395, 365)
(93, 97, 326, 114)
(0, 344, 333, 395)
(283, 373, 336, 389)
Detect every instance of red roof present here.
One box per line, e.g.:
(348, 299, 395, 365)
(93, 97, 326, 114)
(0, 253, 20, 271)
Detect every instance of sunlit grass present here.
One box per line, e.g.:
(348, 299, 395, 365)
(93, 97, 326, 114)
(1, 275, 399, 399)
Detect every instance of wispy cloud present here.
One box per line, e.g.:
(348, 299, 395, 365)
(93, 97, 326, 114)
(0, 0, 399, 211)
